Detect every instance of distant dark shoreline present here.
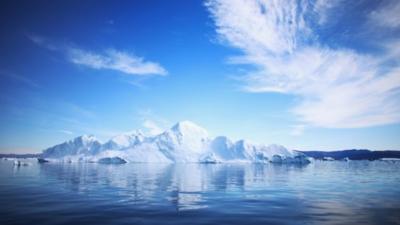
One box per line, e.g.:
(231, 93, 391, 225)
(0, 153, 41, 159)
(1, 149, 400, 161)
(298, 150, 400, 161)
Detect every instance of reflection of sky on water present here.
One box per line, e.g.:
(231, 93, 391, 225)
(1, 160, 400, 224)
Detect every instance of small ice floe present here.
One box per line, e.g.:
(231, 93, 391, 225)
(13, 160, 31, 166)
(98, 157, 127, 164)
(339, 157, 350, 162)
(4, 157, 16, 161)
(269, 155, 311, 164)
(380, 158, 400, 161)
(37, 158, 49, 163)
(322, 157, 335, 161)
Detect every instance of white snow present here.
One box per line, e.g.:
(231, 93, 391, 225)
(102, 131, 144, 150)
(41, 121, 310, 164)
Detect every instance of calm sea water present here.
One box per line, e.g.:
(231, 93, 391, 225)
(1, 160, 399, 225)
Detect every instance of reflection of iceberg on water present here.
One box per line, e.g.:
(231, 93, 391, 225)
(13, 160, 31, 167)
(37, 162, 309, 210)
(173, 164, 208, 211)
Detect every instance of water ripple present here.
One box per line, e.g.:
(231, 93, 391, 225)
(1, 160, 400, 225)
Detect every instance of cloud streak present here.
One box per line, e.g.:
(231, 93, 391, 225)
(206, 0, 400, 129)
(68, 48, 167, 76)
(137, 109, 170, 135)
(28, 34, 167, 76)
(57, 129, 74, 135)
(369, 0, 400, 29)
(142, 120, 164, 135)
(0, 70, 40, 88)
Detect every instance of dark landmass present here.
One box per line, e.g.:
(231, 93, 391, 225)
(299, 149, 400, 160)
(0, 153, 41, 159)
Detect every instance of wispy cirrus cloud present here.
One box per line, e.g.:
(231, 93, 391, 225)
(68, 48, 167, 76)
(137, 109, 170, 135)
(57, 129, 74, 135)
(0, 70, 40, 88)
(61, 101, 97, 119)
(313, 0, 343, 25)
(142, 120, 164, 135)
(368, 0, 400, 29)
(28, 34, 167, 76)
(206, 0, 400, 129)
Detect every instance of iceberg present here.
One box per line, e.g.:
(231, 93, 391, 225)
(41, 121, 310, 164)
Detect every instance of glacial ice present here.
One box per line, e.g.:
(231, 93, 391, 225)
(41, 121, 310, 164)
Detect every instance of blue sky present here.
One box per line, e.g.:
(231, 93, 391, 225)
(0, 0, 399, 153)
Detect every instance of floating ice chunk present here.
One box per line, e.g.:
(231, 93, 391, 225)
(323, 157, 335, 161)
(13, 160, 31, 166)
(37, 158, 49, 163)
(199, 152, 220, 164)
(98, 157, 127, 164)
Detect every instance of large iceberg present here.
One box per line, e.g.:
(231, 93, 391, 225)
(41, 121, 310, 164)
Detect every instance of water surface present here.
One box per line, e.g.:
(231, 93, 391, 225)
(1, 160, 399, 225)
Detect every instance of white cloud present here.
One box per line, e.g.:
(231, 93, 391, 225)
(142, 120, 164, 135)
(57, 129, 73, 135)
(313, 0, 342, 25)
(27, 34, 60, 51)
(206, 0, 310, 55)
(28, 34, 167, 76)
(206, 0, 400, 129)
(369, 0, 400, 28)
(68, 48, 167, 76)
(138, 109, 170, 135)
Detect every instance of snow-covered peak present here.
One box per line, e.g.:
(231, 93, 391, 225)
(111, 131, 144, 144)
(169, 120, 208, 143)
(42, 135, 102, 158)
(102, 131, 145, 150)
(171, 120, 208, 136)
(171, 121, 207, 136)
(77, 134, 98, 144)
(262, 144, 292, 156)
(110, 134, 132, 147)
(153, 121, 209, 156)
